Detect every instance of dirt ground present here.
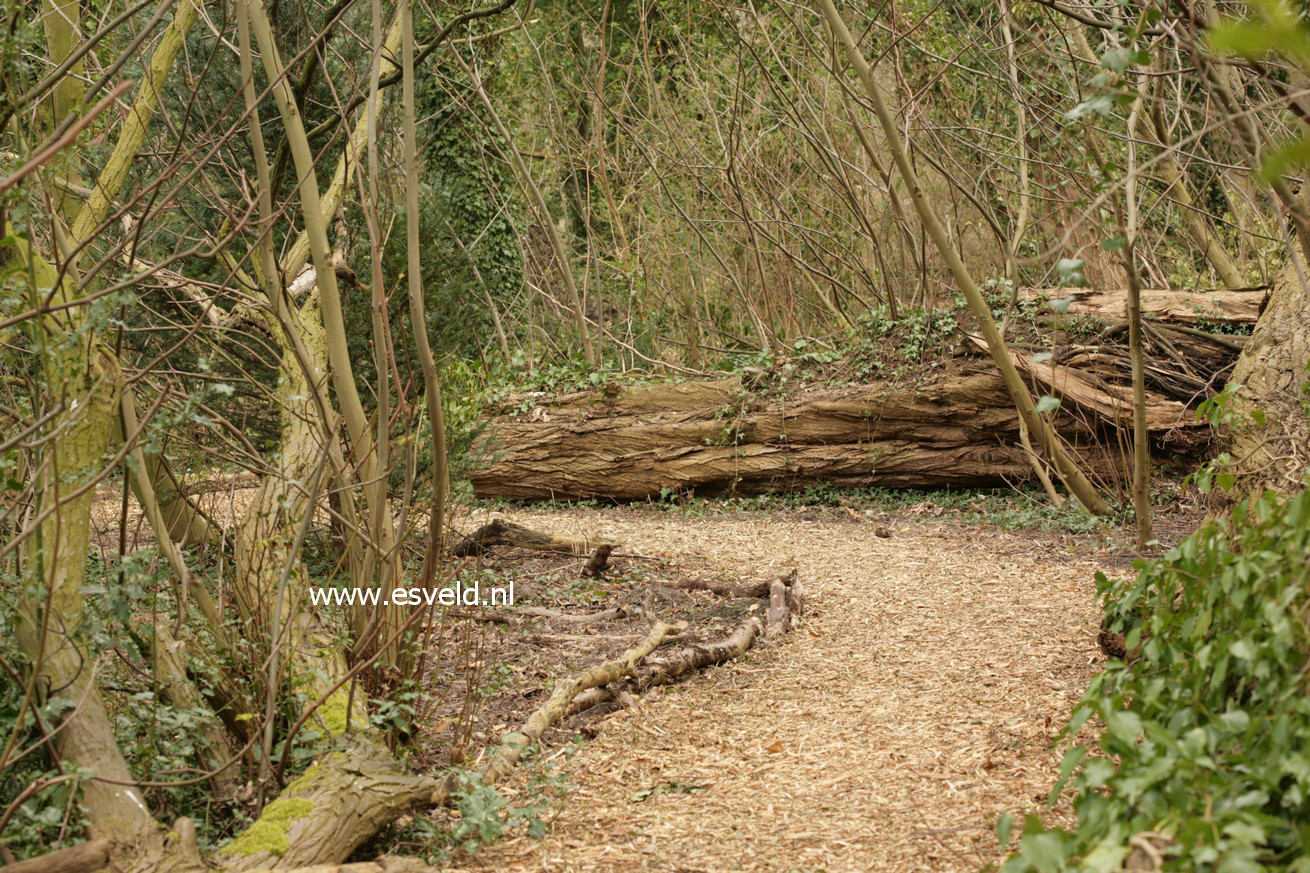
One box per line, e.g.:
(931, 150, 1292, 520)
(434, 504, 1124, 873)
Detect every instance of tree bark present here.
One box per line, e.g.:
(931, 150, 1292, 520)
(470, 370, 1201, 502)
(1218, 256, 1310, 503)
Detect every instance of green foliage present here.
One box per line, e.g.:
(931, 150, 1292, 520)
(0, 574, 91, 858)
(399, 764, 563, 859)
(1210, 1, 1310, 184)
(1003, 484, 1310, 871)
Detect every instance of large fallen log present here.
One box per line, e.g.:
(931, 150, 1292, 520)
(469, 366, 1204, 501)
(1018, 286, 1266, 325)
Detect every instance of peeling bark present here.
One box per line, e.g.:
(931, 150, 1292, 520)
(469, 370, 1193, 502)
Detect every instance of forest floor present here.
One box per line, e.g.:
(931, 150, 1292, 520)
(435, 500, 1162, 873)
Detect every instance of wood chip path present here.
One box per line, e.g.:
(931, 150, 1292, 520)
(446, 506, 1108, 872)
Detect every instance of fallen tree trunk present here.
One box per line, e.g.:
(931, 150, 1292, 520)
(469, 366, 1208, 501)
(1018, 286, 1266, 325)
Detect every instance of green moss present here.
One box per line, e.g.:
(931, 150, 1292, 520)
(217, 796, 315, 857)
(317, 688, 354, 736)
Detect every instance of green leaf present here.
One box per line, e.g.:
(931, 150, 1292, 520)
(1047, 746, 1087, 807)
(1036, 396, 1062, 414)
(996, 812, 1015, 849)
(1019, 830, 1069, 872)
(1100, 47, 1136, 74)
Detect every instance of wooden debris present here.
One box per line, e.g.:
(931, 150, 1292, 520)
(467, 367, 1196, 502)
(1018, 286, 1266, 325)
(451, 519, 614, 556)
(765, 578, 791, 641)
(581, 544, 613, 577)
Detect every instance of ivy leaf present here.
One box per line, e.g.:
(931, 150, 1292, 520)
(996, 812, 1015, 850)
(1100, 46, 1136, 74)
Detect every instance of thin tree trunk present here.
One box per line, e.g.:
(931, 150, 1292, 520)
(402, 0, 450, 569)
(455, 52, 598, 366)
(1123, 70, 1153, 547)
(815, 0, 1109, 515)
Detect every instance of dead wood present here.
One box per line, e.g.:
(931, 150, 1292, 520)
(1018, 286, 1266, 325)
(446, 606, 627, 625)
(1, 840, 111, 873)
(452, 519, 614, 556)
(563, 616, 768, 720)
(632, 617, 765, 692)
(973, 336, 1204, 432)
(581, 544, 613, 577)
(217, 740, 439, 871)
(480, 621, 673, 783)
(468, 369, 1183, 501)
(662, 569, 796, 600)
(765, 579, 791, 641)
(518, 605, 628, 623)
(245, 861, 436, 873)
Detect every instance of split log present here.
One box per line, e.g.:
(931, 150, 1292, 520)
(1018, 286, 1266, 325)
(468, 369, 1190, 502)
(452, 519, 614, 556)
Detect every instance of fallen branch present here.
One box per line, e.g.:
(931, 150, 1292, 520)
(518, 605, 627, 623)
(480, 620, 673, 784)
(444, 605, 628, 625)
(663, 569, 796, 600)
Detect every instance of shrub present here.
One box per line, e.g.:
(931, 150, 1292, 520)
(1002, 484, 1310, 872)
